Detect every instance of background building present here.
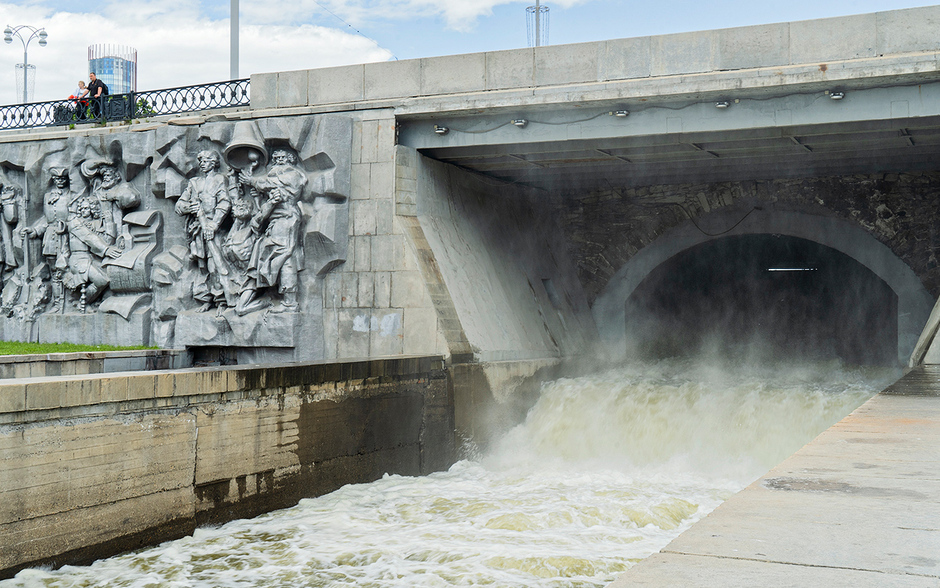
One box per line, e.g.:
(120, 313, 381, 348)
(87, 44, 136, 94)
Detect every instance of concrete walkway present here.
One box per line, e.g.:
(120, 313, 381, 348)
(610, 365, 940, 587)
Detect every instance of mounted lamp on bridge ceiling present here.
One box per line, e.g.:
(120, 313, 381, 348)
(715, 101, 731, 109)
(612, 110, 629, 117)
(433, 124, 448, 135)
(828, 91, 846, 100)
(511, 119, 528, 128)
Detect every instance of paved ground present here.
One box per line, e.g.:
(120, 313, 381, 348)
(610, 365, 940, 587)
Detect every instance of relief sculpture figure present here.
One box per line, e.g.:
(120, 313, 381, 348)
(238, 149, 307, 313)
(80, 159, 141, 250)
(25, 168, 71, 313)
(175, 150, 232, 312)
(0, 171, 28, 316)
(222, 195, 262, 315)
(64, 196, 122, 312)
(0, 172, 24, 272)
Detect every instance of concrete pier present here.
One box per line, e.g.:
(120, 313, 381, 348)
(611, 366, 940, 587)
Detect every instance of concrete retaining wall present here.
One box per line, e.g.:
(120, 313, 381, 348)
(0, 355, 453, 578)
(394, 147, 598, 442)
(0, 349, 188, 380)
(406, 148, 596, 363)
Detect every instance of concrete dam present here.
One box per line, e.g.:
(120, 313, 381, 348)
(2, 4, 940, 586)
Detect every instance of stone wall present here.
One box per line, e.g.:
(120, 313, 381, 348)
(558, 174, 939, 362)
(0, 114, 356, 363)
(0, 355, 452, 578)
(318, 111, 449, 360)
(557, 173, 940, 305)
(0, 109, 448, 366)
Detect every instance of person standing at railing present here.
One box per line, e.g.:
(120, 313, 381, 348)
(72, 80, 88, 100)
(87, 72, 108, 117)
(70, 80, 89, 119)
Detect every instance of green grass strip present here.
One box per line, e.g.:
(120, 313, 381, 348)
(0, 341, 157, 356)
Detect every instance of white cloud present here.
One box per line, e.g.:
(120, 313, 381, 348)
(0, 0, 589, 105)
(0, 1, 392, 106)
(242, 0, 588, 33)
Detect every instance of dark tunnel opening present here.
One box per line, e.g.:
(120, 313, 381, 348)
(624, 234, 899, 366)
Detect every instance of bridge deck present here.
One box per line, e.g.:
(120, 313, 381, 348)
(610, 365, 940, 587)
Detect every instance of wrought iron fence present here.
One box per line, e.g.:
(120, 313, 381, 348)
(0, 78, 250, 131)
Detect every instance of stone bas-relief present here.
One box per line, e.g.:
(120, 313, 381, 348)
(27, 168, 70, 314)
(235, 148, 307, 315)
(174, 150, 233, 313)
(0, 114, 351, 358)
(0, 168, 34, 323)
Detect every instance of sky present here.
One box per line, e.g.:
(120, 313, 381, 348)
(0, 0, 938, 105)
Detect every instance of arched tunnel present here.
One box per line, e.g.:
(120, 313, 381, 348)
(623, 234, 898, 365)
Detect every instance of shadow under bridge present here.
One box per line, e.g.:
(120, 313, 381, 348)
(400, 102, 940, 366)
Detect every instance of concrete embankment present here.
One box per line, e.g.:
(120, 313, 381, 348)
(0, 349, 187, 379)
(0, 355, 453, 579)
(611, 365, 940, 587)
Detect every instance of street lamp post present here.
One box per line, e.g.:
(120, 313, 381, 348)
(231, 0, 238, 79)
(3, 24, 48, 104)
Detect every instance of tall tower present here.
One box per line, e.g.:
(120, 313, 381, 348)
(88, 45, 137, 94)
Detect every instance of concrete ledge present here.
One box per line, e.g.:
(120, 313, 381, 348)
(0, 349, 187, 380)
(0, 355, 445, 418)
(254, 6, 940, 111)
(240, 50, 940, 138)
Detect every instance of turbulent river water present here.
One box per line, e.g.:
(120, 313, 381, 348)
(3, 357, 898, 588)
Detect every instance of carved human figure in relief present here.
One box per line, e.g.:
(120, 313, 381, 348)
(25, 168, 72, 313)
(80, 160, 141, 250)
(64, 195, 121, 311)
(0, 173, 25, 272)
(222, 195, 263, 315)
(175, 150, 233, 312)
(238, 148, 307, 313)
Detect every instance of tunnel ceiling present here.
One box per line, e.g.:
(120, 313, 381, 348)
(419, 116, 940, 194)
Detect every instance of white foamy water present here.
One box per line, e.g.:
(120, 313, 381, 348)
(3, 358, 897, 588)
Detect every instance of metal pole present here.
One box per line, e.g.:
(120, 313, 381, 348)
(230, 0, 239, 79)
(535, 0, 541, 47)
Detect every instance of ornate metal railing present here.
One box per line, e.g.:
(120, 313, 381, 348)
(0, 78, 250, 131)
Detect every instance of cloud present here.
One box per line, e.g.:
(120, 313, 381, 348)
(241, 0, 588, 33)
(0, 1, 392, 106)
(0, 0, 592, 105)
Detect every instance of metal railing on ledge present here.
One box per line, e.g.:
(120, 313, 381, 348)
(0, 78, 250, 131)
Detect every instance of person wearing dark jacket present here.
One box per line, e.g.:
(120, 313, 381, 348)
(87, 72, 107, 117)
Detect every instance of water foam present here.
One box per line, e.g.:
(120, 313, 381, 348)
(2, 359, 896, 588)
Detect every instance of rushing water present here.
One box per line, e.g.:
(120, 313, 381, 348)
(4, 357, 898, 588)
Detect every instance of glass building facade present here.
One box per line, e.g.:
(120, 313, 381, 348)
(87, 45, 137, 94)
